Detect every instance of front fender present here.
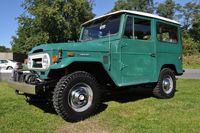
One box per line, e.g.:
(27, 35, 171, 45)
(50, 57, 103, 69)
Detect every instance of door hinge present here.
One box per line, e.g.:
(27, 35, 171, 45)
(120, 63, 128, 71)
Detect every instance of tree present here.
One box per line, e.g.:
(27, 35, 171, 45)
(12, 0, 94, 54)
(190, 14, 200, 51)
(178, 2, 200, 30)
(112, 0, 154, 13)
(176, 2, 200, 53)
(156, 0, 176, 19)
(0, 45, 11, 52)
(182, 33, 199, 55)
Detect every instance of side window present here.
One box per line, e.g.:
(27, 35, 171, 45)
(134, 18, 151, 40)
(1, 60, 8, 63)
(157, 22, 178, 43)
(124, 17, 151, 40)
(124, 17, 133, 39)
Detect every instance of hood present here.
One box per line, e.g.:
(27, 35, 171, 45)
(29, 41, 109, 54)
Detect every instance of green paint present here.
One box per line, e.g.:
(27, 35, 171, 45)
(28, 12, 183, 87)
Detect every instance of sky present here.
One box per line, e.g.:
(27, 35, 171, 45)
(0, 0, 191, 48)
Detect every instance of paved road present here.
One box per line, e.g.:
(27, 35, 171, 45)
(177, 69, 200, 79)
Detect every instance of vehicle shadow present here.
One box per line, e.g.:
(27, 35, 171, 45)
(27, 86, 153, 118)
(101, 86, 153, 103)
(26, 99, 57, 114)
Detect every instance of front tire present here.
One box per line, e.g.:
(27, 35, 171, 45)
(53, 71, 101, 122)
(153, 68, 176, 99)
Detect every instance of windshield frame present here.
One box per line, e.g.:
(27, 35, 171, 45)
(80, 14, 123, 41)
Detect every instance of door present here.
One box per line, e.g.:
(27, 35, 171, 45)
(121, 16, 156, 85)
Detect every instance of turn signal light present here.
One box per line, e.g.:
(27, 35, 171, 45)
(52, 55, 58, 63)
(67, 52, 75, 57)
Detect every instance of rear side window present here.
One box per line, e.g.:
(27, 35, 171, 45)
(134, 18, 151, 40)
(157, 22, 178, 43)
(124, 17, 151, 40)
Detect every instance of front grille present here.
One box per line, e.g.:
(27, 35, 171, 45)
(28, 53, 50, 70)
(32, 58, 42, 68)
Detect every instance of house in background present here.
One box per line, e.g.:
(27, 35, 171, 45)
(0, 52, 27, 63)
(0, 52, 27, 81)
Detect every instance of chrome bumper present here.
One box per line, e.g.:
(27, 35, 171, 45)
(8, 80, 36, 95)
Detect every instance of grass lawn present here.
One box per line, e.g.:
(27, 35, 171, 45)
(184, 64, 200, 69)
(0, 79, 200, 133)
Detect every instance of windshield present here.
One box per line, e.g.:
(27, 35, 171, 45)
(81, 15, 121, 41)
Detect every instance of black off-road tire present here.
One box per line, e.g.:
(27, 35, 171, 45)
(153, 68, 176, 99)
(53, 71, 101, 122)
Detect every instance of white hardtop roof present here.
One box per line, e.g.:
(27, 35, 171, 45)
(82, 10, 180, 25)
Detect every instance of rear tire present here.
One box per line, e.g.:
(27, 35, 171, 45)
(153, 68, 176, 99)
(53, 71, 101, 122)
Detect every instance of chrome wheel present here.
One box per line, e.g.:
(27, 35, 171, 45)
(162, 75, 173, 94)
(68, 83, 93, 112)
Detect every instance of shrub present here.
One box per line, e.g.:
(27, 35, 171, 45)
(183, 54, 200, 68)
(183, 37, 198, 55)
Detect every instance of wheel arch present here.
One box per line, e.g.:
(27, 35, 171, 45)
(160, 64, 178, 75)
(48, 62, 116, 87)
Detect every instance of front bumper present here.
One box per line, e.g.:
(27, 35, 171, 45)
(8, 70, 57, 95)
(7, 70, 43, 95)
(8, 80, 37, 95)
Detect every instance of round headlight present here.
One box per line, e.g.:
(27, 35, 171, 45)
(42, 55, 49, 69)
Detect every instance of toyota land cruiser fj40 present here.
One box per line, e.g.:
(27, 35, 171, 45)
(9, 10, 184, 122)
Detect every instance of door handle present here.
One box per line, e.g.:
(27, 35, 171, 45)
(149, 53, 156, 57)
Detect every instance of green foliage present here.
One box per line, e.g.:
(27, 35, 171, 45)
(178, 2, 200, 54)
(12, 0, 94, 54)
(0, 45, 11, 52)
(156, 0, 176, 19)
(183, 54, 200, 69)
(190, 14, 200, 50)
(182, 35, 198, 55)
(178, 2, 200, 30)
(112, 0, 154, 13)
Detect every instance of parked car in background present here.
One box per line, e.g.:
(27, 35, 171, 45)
(0, 60, 22, 70)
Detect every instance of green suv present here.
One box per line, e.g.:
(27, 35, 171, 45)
(9, 10, 184, 122)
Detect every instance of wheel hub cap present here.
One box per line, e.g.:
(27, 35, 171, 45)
(68, 83, 93, 112)
(79, 94, 85, 101)
(162, 75, 173, 94)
